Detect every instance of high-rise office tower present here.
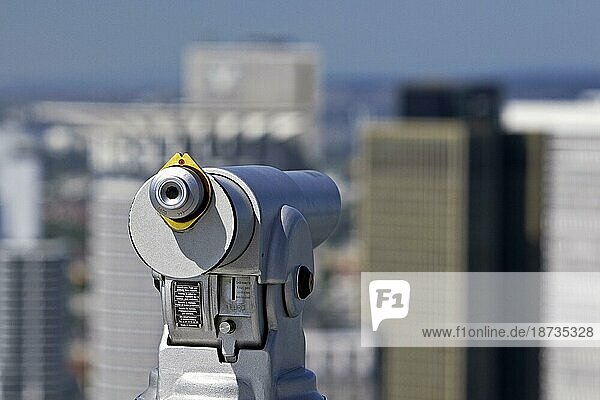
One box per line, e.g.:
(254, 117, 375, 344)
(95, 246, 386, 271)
(0, 127, 73, 399)
(361, 84, 540, 400)
(503, 97, 600, 400)
(182, 42, 320, 165)
(0, 129, 42, 243)
(0, 241, 70, 400)
(86, 176, 164, 400)
(361, 119, 470, 400)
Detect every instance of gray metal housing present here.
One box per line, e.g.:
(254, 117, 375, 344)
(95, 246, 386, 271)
(129, 165, 341, 400)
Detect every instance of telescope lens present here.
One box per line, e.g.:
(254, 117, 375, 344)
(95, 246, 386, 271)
(157, 179, 186, 208)
(165, 185, 179, 200)
(149, 167, 206, 220)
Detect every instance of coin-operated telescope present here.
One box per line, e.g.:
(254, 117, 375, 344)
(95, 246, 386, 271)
(129, 153, 340, 400)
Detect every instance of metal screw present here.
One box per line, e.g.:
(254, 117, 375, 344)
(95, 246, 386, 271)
(219, 320, 235, 334)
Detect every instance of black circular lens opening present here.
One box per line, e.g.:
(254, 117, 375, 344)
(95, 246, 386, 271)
(165, 185, 180, 200)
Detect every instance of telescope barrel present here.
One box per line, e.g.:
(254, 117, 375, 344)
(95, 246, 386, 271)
(285, 170, 341, 247)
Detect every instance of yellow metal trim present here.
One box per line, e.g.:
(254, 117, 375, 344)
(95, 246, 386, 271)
(157, 153, 213, 232)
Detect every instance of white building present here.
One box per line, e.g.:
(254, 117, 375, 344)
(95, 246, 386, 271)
(503, 96, 600, 400)
(0, 126, 73, 399)
(183, 42, 321, 163)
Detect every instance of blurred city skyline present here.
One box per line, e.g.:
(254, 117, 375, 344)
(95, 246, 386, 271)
(4, 1, 600, 98)
(3, 4, 600, 399)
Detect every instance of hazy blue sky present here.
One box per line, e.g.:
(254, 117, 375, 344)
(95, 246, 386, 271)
(2, 1, 600, 90)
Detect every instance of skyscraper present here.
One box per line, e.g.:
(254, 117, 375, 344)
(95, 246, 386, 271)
(361, 119, 469, 400)
(360, 84, 541, 400)
(86, 175, 163, 400)
(182, 42, 320, 165)
(0, 126, 73, 400)
(0, 241, 70, 400)
(503, 97, 600, 400)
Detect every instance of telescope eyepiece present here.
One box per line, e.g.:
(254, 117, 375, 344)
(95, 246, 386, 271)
(149, 167, 205, 220)
(158, 177, 186, 207)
